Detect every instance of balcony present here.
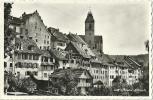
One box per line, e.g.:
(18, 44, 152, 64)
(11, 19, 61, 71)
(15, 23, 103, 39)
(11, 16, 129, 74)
(77, 82, 91, 87)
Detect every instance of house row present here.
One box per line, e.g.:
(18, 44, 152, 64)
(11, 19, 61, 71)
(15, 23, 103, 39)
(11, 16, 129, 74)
(4, 10, 143, 95)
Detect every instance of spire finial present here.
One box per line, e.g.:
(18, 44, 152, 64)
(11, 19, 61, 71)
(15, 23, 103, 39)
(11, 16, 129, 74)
(88, 6, 92, 14)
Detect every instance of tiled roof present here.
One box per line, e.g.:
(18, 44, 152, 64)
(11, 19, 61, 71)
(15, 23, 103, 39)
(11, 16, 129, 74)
(15, 37, 42, 54)
(22, 13, 33, 23)
(70, 42, 90, 58)
(67, 33, 87, 45)
(49, 49, 67, 60)
(50, 68, 92, 79)
(79, 35, 103, 44)
(10, 16, 22, 25)
(93, 80, 103, 85)
(41, 50, 51, 57)
(130, 54, 149, 67)
(52, 31, 68, 42)
(108, 55, 142, 68)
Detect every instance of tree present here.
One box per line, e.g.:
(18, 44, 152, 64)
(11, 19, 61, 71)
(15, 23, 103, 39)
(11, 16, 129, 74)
(112, 76, 130, 96)
(145, 40, 149, 53)
(50, 70, 79, 95)
(4, 3, 13, 52)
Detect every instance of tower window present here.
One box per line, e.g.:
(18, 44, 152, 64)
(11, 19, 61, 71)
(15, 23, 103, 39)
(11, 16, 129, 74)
(89, 24, 92, 30)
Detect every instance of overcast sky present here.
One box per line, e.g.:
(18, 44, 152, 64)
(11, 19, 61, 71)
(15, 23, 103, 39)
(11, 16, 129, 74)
(11, 1, 150, 55)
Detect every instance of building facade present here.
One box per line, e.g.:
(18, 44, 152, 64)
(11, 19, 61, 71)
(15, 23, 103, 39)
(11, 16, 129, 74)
(22, 10, 51, 50)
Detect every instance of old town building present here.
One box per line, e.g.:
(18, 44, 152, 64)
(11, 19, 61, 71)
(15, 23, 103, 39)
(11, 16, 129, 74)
(48, 27, 69, 50)
(21, 10, 51, 50)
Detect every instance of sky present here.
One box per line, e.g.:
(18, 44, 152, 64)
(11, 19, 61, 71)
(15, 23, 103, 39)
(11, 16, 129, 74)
(11, 0, 150, 55)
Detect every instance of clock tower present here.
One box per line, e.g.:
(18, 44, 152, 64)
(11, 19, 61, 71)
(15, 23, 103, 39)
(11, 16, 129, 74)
(85, 11, 95, 49)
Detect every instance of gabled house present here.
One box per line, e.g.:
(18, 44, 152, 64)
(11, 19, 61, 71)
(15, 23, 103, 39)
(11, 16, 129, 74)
(39, 50, 56, 80)
(10, 35, 42, 79)
(21, 10, 51, 50)
(48, 27, 69, 50)
(49, 48, 68, 69)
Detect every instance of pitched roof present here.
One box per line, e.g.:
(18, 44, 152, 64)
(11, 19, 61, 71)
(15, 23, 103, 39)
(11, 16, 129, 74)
(67, 33, 87, 45)
(50, 68, 92, 79)
(79, 35, 103, 44)
(41, 50, 51, 57)
(70, 42, 91, 58)
(49, 49, 67, 60)
(22, 12, 33, 23)
(130, 54, 149, 67)
(49, 29, 68, 42)
(10, 16, 22, 25)
(108, 55, 142, 69)
(15, 37, 42, 54)
(93, 80, 104, 85)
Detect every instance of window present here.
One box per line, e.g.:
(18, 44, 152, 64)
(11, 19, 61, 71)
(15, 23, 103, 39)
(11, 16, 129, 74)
(47, 41, 49, 44)
(35, 23, 37, 29)
(14, 26, 16, 31)
(71, 60, 74, 63)
(48, 36, 49, 38)
(50, 58, 53, 62)
(33, 71, 38, 76)
(4, 62, 7, 68)
(18, 54, 21, 59)
(25, 54, 28, 60)
(44, 40, 46, 44)
(36, 39, 38, 42)
(40, 46, 42, 49)
(96, 70, 98, 73)
(89, 24, 92, 30)
(33, 55, 39, 60)
(28, 45, 34, 51)
(44, 73, 47, 78)
(58, 42, 63, 46)
(29, 37, 32, 39)
(22, 54, 25, 59)
(25, 71, 30, 76)
(29, 54, 32, 60)
(44, 57, 48, 62)
(20, 36, 23, 39)
(25, 29, 28, 35)
(33, 63, 38, 68)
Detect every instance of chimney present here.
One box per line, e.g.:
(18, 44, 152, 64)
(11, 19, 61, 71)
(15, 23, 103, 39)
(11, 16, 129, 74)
(22, 12, 26, 16)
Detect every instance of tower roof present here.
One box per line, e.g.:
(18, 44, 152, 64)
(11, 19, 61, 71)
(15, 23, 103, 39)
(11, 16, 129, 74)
(85, 11, 94, 23)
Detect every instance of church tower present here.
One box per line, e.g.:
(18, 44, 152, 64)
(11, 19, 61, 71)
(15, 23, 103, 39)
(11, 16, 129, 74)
(85, 11, 95, 49)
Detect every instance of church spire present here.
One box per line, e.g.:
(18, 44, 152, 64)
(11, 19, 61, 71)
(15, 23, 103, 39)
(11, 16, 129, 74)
(85, 10, 94, 23)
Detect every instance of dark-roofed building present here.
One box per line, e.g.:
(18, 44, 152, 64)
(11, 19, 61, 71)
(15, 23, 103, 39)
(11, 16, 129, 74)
(49, 68, 93, 95)
(39, 50, 56, 80)
(9, 16, 22, 33)
(48, 27, 69, 50)
(49, 48, 69, 69)
(78, 11, 103, 54)
(102, 54, 143, 86)
(67, 33, 87, 45)
(10, 37, 42, 79)
(65, 41, 91, 69)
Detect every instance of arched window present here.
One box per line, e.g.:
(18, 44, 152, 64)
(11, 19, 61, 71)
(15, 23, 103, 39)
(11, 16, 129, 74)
(89, 24, 92, 30)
